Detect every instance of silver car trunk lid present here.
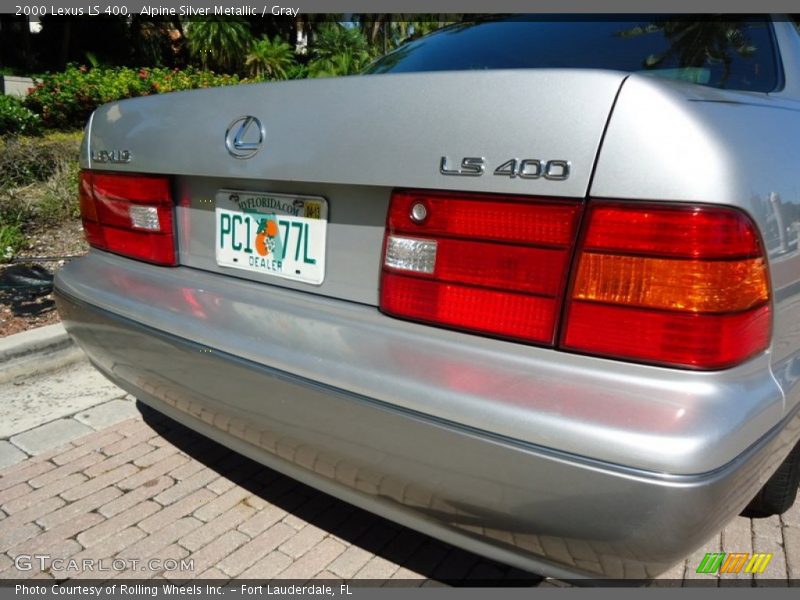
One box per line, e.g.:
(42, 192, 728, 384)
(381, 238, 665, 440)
(85, 70, 626, 305)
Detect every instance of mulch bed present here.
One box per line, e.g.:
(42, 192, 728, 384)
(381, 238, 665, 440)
(0, 219, 88, 337)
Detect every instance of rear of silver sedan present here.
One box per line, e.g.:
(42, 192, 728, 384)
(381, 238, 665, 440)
(55, 17, 800, 580)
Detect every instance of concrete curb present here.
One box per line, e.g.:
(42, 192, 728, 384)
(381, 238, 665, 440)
(0, 323, 138, 468)
(0, 323, 72, 363)
(0, 322, 84, 383)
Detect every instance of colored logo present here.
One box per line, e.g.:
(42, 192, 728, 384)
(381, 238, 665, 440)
(254, 217, 281, 258)
(696, 552, 773, 574)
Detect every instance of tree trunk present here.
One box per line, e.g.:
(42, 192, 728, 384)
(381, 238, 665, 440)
(58, 20, 71, 69)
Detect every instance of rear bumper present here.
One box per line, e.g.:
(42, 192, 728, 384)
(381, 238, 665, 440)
(54, 252, 799, 579)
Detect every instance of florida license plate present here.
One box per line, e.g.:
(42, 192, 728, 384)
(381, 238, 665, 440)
(215, 190, 328, 285)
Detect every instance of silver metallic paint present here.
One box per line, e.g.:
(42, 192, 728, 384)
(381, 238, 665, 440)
(54, 252, 784, 476)
(591, 74, 800, 418)
(59, 17, 800, 578)
(81, 70, 623, 198)
(54, 288, 800, 580)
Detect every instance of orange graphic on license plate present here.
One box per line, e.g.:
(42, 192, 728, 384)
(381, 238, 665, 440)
(255, 219, 280, 257)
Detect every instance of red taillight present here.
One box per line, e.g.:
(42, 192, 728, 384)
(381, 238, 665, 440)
(388, 190, 580, 245)
(79, 170, 176, 266)
(380, 190, 582, 345)
(380, 192, 771, 370)
(562, 302, 770, 369)
(580, 204, 763, 258)
(562, 202, 771, 369)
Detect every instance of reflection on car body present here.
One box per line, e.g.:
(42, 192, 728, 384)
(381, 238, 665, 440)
(55, 16, 800, 579)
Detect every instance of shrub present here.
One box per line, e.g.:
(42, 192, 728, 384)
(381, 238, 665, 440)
(36, 159, 81, 226)
(0, 223, 26, 263)
(0, 132, 82, 261)
(308, 24, 373, 77)
(246, 36, 297, 80)
(286, 63, 309, 80)
(0, 194, 31, 263)
(24, 65, 240, 130)
(186, 18, 253, 73)
(0, 95, 42, 136)
(0, 193, 31, 227)
(0, 132, 81, 189)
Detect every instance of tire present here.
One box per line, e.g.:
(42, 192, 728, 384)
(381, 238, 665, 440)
(742, 440, 800, 518)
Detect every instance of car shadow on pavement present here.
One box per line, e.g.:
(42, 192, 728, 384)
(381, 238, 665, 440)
(136, 401, 544, 587)
(0, 263, 54, 316)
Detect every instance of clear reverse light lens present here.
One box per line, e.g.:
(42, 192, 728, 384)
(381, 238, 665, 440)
(129, 205, 161, 230)
(384, 235, 437, 274)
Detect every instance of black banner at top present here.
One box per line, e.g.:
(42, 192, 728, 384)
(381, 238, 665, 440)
(1, 0, 800, 15)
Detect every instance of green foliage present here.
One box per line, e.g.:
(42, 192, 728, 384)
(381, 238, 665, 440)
(286, 63, 309, 80)
(0, 95, 43, 136)
(246, 36, 297, 80)
(0, 194, 32, 264)
(309, 24, 372, 77)
(0, 131, 82, 261)
(24, 65, 239, 130)
(0, 194, 31, 228)
(186, 18, 253, 73)
(0, 132, 81, 189)
(0, 223, 25, 263)
(84, 52, 101, 68)
(36, 159, 81, 226)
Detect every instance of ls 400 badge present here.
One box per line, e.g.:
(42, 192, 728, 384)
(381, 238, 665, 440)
(440, 156, 570, 180)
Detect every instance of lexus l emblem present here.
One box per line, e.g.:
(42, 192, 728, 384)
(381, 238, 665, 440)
(225, 116, 264, 159)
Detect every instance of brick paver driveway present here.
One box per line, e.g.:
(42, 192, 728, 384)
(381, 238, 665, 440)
(0, 405, 543, 584)
(1, 398, 799, 585)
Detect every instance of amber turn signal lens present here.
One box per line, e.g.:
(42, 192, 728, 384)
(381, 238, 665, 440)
(563, 202, 771, 369)
(572, 254, 769, 313)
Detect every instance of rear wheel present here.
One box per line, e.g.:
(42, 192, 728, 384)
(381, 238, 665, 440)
(742, 440, 800, 518)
